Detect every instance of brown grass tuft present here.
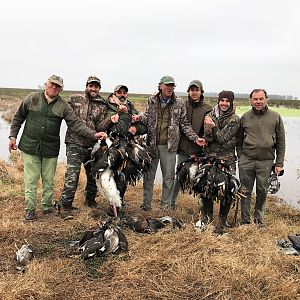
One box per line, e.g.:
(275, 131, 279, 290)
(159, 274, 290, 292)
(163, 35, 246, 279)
(0, 156, 300, 300)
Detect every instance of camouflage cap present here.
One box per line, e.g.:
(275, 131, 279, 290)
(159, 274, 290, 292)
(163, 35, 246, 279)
(86, 76, 101, 86)
(187, 80, 203, 92)
(159, 75, 176, 86)
(114, 85, 128, 93)
(48, 75, 64, 88)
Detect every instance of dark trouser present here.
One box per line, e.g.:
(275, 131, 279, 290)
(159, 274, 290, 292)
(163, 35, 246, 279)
(60, 144, 97, 207)
(239, 154, 273, 223)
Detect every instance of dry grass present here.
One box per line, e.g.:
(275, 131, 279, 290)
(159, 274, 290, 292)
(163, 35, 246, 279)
(0, 153, 300, 300)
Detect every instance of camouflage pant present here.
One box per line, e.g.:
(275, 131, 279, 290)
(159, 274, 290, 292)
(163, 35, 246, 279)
(60, 144, 97, 207)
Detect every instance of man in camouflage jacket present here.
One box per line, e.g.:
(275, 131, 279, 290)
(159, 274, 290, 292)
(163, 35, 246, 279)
(100, 85, 147, 213)
(132, 76, 206, 211)
(202, 90, 240, 227)
(59, 76, 107, 211)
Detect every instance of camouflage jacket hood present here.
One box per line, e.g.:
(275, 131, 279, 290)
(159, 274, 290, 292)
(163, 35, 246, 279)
(203, 105, 240, 162)
(140, 93, 199, 156)
(65, 91, 107, 147)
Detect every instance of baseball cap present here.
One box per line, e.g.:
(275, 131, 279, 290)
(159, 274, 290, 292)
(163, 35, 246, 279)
(86, 76, 101, 86)
(159, 75, 176, 86)
(187, 80, 203, 92)
(114, 85, 128, 93)
(48, 75, 64, 88)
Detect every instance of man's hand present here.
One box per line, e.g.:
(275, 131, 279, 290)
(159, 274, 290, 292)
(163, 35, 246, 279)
(131, 114, 140, 123)
(8, 137, 17, 152)
(196, 137, 207, 147)
(275, 166, 284, 176)
(118, 104, 128, 113)
(110, 114, 119, 123)
(128, 126, 137, 135)
(95, 132, 107, 140)
(204, 116, 215, 129)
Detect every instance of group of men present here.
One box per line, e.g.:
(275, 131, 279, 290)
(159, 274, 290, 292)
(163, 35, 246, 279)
(8, 74, 285, 227)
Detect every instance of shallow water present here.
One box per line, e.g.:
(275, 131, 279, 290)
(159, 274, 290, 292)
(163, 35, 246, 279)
(1, 116, 299, 209)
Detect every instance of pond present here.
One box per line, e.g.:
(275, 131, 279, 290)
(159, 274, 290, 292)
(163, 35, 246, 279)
(0, 116, 299, 209)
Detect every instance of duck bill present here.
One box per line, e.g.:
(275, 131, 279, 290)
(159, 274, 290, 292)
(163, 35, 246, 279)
(112, 205, 118, 217)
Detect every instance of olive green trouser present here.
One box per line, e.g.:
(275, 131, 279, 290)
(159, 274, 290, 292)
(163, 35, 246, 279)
(238, 154, 273, 223)
(142, 145, 176, 210)
(22, 152, 58, 212)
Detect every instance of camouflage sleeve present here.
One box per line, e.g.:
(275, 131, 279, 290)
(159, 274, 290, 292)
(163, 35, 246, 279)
(9, 94, 31, 138)
(94, 104, 107, 132)
(203, 111, 215, 142)
(211, 115, 240, 144)
(275, 115, 285, 167)
(179, 103, 198, 142)
(63, 103, 96, 140)
(236, 118, 244, 158)
(130, 105, 147, 135)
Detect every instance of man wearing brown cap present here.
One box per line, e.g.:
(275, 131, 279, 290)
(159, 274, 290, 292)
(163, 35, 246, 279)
(9, 75, 106, 221)
(201, 90, 240, 228)
(171, 79, 212, 209)
(59, 76, 107, 212)
(132, 75, 206, 211)
(237, 89, 285, 226)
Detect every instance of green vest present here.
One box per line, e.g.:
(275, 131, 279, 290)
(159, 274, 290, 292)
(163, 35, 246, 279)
(157, 103, 170, 145)
(19, 92, 67, 158)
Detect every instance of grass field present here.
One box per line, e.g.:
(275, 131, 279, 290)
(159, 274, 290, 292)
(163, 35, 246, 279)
(1, 154, 300, 300)
(1, 87, 300, 299)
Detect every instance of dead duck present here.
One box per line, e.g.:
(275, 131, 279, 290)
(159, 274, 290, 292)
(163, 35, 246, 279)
(160, 216, 185, 229)
(79, 236, 104, 260)
(15, 240, 33, 266)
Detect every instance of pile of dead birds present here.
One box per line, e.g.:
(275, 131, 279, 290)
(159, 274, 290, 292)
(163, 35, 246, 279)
(70, 216, 185, 261)
(89, 134, 152, 217)
(176, 155, 244, 208)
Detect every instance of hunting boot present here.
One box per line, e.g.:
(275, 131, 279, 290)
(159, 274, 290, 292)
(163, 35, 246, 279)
(84, 197, 100, 209)
(219, 200, 232, 228)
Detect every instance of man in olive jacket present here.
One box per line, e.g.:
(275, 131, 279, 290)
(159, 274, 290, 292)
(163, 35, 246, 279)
(171, 79, 212, 209)
(237, 89, 285, 226)
(9, 75, 106, 221)
(132, 76, 206, 211)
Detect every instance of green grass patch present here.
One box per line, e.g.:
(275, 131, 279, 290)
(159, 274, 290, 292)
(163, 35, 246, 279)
(236, 105, 300, 117)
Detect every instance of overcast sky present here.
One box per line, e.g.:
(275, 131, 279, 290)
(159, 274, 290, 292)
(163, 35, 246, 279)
(1, 0, 299, 98)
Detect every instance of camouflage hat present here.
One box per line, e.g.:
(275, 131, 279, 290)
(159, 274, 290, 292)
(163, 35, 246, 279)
(114, 85, 128, 93)
(48, 75, 64, 88)
(159, 75, 176, 86)
(86, 76, 101, 86)
(187, 80, 204, 92)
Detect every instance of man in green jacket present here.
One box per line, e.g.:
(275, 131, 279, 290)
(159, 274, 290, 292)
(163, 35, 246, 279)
(237, 89, 285, 226)
(9, 75, 106, 222)
(171, 79, 212, 209)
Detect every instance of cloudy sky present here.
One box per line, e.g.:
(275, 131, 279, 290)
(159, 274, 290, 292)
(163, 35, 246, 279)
(1, 0, 299, 98)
